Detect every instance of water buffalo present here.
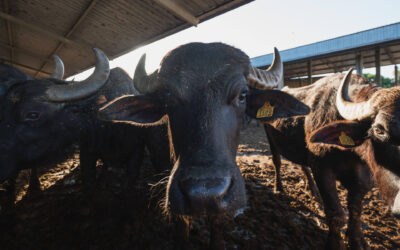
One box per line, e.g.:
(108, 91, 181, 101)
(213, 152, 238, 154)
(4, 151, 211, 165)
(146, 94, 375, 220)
(0, 49, 159, 213)
(0, 48, 172, 214)
(98, 42, 310, 248)
(264, 68, 400, 249)
(0, 57, 65, 202)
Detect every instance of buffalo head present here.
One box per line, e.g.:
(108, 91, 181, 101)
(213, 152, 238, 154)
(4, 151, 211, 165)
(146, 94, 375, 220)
(99, 42, 310, 216)
(0, 48, 110, 182)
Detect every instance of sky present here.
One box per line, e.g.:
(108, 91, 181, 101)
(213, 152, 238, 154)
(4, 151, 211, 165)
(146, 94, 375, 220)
(71, 0, 400, 80)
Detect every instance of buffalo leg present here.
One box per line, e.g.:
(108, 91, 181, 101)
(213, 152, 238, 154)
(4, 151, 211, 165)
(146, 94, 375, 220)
(125, 144, 145, 188)
(79, 145, 98, 190)
(209, 215, 224, 250)
(174, 216, 190, 250)
(1, 171, 18, 215)
(341, 165, 372, 250)
(146, 125, 172, 173)
(27, 168, 41, 193)
(264, 126, 283, 193)
(241, 116, 247, 130)
(313, 164, 345, 250)
(300, 165, 320, 200)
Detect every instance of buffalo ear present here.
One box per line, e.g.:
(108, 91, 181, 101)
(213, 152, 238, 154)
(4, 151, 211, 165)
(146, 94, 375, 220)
(308, 120, 368, 149)
(246, 89, 310, 122)
(98, 95, 166, 125)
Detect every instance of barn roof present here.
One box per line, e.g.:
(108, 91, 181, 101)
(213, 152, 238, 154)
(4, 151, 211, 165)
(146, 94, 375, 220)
(0, 0, 252, 78)
(251, 22, 400, 79)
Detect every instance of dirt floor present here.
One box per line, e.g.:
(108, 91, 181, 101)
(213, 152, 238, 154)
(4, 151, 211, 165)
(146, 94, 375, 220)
(0, 121, 399, 249)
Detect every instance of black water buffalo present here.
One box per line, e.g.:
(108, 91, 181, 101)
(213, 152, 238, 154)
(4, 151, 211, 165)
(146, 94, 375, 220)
(264, 68, 400, 249)
(98, 42, 310, 248)
(0, 57, 65, 200)
(0, 49, 168, 212)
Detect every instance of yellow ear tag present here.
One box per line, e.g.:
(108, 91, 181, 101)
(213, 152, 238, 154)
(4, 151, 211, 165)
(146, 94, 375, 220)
(256, 102, 274, 118)
(339, 132, 355, 146)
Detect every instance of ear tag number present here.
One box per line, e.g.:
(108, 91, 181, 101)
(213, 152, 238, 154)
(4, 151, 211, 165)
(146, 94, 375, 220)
(339, 132, 355, 146)
(256, 102, 274, 118)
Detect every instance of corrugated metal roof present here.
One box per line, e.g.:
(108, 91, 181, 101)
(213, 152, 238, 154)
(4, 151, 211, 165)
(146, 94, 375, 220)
(251, 22, 400, 79)
(0, 0, 252, 78)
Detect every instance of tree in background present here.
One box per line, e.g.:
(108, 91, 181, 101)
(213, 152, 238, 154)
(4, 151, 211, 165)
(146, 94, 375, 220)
(363, 73, 394, 88)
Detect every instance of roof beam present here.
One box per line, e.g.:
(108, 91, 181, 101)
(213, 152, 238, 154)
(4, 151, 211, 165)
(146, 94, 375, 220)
(0, 57, 51, 75)
(384, 47, 396, 64)
(156, 0, 199, 26)
(34, 0, 98, 77)
(0, 12, 88, 48)
(3, 0, 14, 66)
(0, 40, 53, 63)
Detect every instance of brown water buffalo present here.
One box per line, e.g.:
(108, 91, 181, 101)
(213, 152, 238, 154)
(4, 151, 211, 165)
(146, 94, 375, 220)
(264, 68, 400, 249)
(98, 42, 310, 248)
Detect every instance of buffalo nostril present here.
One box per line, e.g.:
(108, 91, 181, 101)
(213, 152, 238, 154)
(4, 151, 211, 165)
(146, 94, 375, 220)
(179, 177, 232, 213)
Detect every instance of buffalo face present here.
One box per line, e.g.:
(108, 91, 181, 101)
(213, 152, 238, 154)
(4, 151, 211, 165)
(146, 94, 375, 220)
(99, 42, 310, 216)
(0, 49, 109, 182)
(0, 80, 84, 181)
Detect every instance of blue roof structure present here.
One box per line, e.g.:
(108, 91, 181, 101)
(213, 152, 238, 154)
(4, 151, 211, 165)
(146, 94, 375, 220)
(251, 22, 400, 79)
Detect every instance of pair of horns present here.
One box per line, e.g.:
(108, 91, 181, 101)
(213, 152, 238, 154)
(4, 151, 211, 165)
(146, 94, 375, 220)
(46, 48, 110, 102)
(133, 48, 284, 94)
(336, 68, 376, 121)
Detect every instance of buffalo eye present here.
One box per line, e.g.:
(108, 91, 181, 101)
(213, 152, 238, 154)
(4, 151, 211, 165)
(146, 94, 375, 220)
(24, 111, 40, 121)
(233, 89, 248, 107)
(238, 91, 247, 103)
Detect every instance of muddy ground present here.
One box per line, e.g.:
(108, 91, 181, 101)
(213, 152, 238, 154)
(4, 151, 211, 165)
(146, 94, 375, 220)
(0, 121, 399, 249)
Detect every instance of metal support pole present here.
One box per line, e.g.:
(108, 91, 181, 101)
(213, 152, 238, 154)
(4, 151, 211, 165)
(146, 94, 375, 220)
(307, 60, 312, 85)
(355, 53, 363, 75)
(375, 47, 381, 86)
(395, 65, 398, 86)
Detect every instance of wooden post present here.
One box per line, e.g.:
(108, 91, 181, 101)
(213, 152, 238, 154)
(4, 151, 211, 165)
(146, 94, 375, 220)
(307, 60, 312, 85)
(375, 47, 381, 86)
(355, 53, 363, 75)
(395, 65, 399, 86)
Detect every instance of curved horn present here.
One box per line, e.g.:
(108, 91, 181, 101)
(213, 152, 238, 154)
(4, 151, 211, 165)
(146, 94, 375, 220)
(248, 47, 283, 89)
(336, 68, 375, 121)
(46, 48, 110, 102)
(133, 54, 161, 94)
(50, 55, 64, 79)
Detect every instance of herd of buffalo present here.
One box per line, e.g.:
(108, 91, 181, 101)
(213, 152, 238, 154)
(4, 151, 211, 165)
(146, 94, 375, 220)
(0, 42, 399, 249)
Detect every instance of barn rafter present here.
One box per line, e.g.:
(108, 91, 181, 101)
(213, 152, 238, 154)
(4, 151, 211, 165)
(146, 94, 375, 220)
(0, 0, 252, 78)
